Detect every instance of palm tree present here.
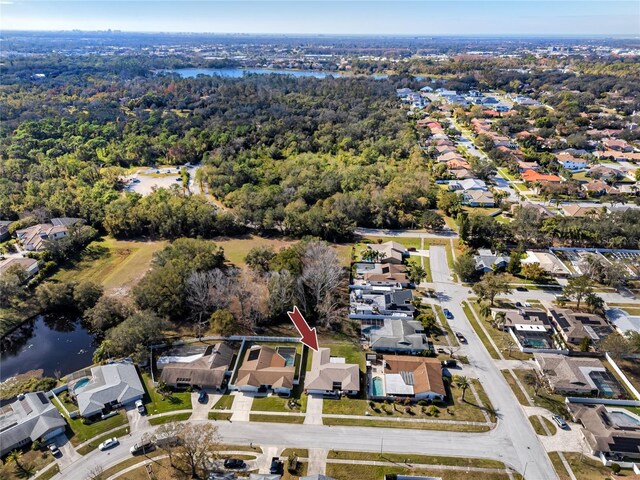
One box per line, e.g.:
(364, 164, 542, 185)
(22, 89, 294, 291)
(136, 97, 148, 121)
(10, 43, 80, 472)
(7, 449, 31, 477)
(455, 376, 470, 402)
(479, 303, 491, 319)
(523, 372, 543, 396)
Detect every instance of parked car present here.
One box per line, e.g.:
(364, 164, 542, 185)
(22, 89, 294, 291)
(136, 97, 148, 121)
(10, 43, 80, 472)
(198, 390, 208, 404)
(436, 348, 446, 354)
(441, 359, 457, 368)
(135, 399, 145, 414)
(408, 247, 417, 252)
(48, 444, 60, 457)
(516, 287, 528, 292)
(269, 457, 283, 474)
(552, 415, 568, 429)
(456, 332, 467, 343)
(130, 442, 155, 455)
(99, 438, 119, 451)
(443, 309, 453, 319)
(224, 458, 246, 469)
(515, 302, 523, 308)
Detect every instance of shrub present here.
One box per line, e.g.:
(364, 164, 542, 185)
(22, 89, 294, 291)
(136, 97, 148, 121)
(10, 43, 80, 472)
(610, 463, 621, 473)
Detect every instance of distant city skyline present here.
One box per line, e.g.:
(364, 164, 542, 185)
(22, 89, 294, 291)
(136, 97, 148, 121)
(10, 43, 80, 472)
(2, 1, 639, 36)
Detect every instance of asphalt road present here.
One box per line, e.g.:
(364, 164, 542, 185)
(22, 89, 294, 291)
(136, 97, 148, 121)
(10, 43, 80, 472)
(429, 245, 559, 480)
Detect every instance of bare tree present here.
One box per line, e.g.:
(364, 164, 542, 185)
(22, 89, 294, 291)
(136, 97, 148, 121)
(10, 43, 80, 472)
(267, 270, 296, 319)
(155, 422, 221, 479)
(87, 465, 105, 480)
(185, 269, 234, 324)
(299, 241, 344, 327)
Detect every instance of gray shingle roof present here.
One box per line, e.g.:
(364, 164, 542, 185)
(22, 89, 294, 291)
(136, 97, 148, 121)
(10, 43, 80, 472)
(76, 363, 144, 417)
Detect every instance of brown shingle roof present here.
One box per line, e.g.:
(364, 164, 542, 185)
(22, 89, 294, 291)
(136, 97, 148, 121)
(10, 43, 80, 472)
(383, 356, 445, 397)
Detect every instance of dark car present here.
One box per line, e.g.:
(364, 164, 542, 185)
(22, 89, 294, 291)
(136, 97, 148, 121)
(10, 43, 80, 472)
(198, 390, 208, 404)
(269, 457, 284, 474)
(441, 359, 457, 368)
(436, 348, 446, 354)
(443, 309, 453, 319)
(224, 458, 246, 469)
(456, 332, 467, 343)
(516, 287, 528, 292)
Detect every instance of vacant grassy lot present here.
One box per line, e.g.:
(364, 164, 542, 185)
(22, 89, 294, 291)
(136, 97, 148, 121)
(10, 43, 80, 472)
(142, 373, 192, 415)
(54, 237, 166, 293)
(328, 451, 505, 469)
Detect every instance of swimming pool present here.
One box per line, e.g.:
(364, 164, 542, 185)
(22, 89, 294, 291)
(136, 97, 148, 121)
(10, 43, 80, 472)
(372, 377, 384, 396)
(277, 347, 296, 367)
(361, 325, 381, 336)
(525, 339, 549, 348)
(73, 377, 90, 392)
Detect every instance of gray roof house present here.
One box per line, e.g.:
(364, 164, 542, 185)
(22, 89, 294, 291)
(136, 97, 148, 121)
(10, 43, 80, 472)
(304, 348, 360, 396)
(74, 363, 145, 418)
(474, 249, 509, 273)
(368, 319, 431, 354)
(15, 217, 82, 251)
(0, 392, 67, 456)
(159, 343, 234, 391)
(349, 289, 415, 321)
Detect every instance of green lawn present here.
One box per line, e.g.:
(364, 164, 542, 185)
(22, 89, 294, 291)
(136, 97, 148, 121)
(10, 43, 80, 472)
(208, 412, 233, 421)
(511, 369, 568, 417)
(501, 370, 529, 406)
(320, 341, 365, 371)
(148, 412, 192, 426)
(36, 464, 60, 480)
(407, 254, 432, 283)
(433, 304, 459, 347)
(323, 417, 490, 432)
(326, 463, 516, 480)
(249, 414, 305, 424)
(212, 394, 235, 410)
(53, 400, 129, 446)
(528, 415, 557, 436)
(53, 237, 167, 293)
(251, 395, 305, 413)
(76, 427, 131, 455)
(549, 451, 625, 480)
(462, 302, 500, 359)
(328, 451, 505, 469)
(142, 373, 192, 415)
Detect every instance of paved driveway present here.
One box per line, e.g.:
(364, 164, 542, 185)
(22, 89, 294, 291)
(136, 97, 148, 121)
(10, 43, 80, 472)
(303, 394, 324, 425)
(191, 390, 221, 420)
(230, 392, 254, 422)
(126, 405, 149, 433)
(51, 433, 81, 470)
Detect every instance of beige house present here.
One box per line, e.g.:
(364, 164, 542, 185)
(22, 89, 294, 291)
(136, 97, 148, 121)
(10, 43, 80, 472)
(159, 343, 234, 391)
(304, 348, 360, 397)
(15, 217, 81, 251)
(234, 345, 295, 396)
(376, 356, 446, 401)
(365, 241, 407, 264)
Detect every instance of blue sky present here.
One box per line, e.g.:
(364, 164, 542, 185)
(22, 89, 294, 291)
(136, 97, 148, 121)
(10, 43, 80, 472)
(1, 1, 639, 35)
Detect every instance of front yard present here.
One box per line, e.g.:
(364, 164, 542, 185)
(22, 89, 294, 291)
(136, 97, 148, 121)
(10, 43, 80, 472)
(0, 447, 55, 480)
(142, 373, 192, 415)
(52, 399, 129, 446)
(326, 463, 517, 480)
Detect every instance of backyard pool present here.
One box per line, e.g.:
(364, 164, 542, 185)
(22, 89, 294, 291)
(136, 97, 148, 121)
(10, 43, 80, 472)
(609, 411, 640, 427)
(73, 377, 91, 392)
(372, 377, 384, 396)
(277, 347, 296, 367)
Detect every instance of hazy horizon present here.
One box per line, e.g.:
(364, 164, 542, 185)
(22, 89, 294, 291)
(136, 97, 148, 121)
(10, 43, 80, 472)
(2, 1, 639, 36)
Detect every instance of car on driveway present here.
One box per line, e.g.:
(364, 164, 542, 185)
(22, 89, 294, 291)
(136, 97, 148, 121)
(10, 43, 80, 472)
(270, 457, 284, 474)
(198, 390, 208, 404)
(135, 399, 145, 414)
(224, 458, 246, 469)
(436, 348, 446, 354)
(99, 438, 119, 451)
(443, 309, 453, 319)
(48, 444, 60, 457)
(552, 415, 569, 429)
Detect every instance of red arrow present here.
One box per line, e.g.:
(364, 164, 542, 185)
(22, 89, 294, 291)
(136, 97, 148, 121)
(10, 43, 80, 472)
(287, 306, 319, 351)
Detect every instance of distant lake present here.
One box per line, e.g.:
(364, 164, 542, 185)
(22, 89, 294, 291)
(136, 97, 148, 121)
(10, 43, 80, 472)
(0, 315, 96, 381)
(161, 68, 389, 79)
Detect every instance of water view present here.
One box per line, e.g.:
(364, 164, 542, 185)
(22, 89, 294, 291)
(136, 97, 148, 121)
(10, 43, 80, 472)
(161, 67, 389, 79)
(0, 315, 96, 381)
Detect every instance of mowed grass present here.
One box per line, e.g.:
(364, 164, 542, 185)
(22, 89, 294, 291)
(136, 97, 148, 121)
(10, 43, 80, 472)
(328, 451, 505, 469)
(213, 235, 351, 267)
(148, 412, 192, 426)
(528, 415, 557, 436)
(142, 373, 192, 415)
(76, 426, 130, 455)
(549, 452, 621, 480)
(249, 414, 305, 424)
(325, 463, 516, 480)
(54, 237, 166, 293)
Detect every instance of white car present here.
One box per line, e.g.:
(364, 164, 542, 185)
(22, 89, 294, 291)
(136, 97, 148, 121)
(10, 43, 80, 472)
(135, 399, 145, 414)
(99, 437, 119, 451)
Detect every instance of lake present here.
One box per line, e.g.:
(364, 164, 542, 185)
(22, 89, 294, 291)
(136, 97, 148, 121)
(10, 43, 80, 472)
(161, 67, 389, 79)
(0, 315, 96, 381)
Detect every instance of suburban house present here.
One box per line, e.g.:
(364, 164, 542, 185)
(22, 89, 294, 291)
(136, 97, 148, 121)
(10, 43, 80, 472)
(521, 169, 562, 184)
(602, 138, 633, 152)
(159, 343, 234, 391)
(363, 271, 411, 289)
(474, 249, 508, 273)
(451, 168, 474, 180)
(0, 392, 67, 456)
(352, 263, 409, 289)
(367, 318, 431, 354)
(449, 178, 487, 191)
(15, 217, 82, 251)
(374, 356, 446, 401)
(521, 251, 572, 277)
(583, 180, 619, 196)
(548, 308, 614, 345)
(461, 189, 495, 207)
(234, 345, 295, 396)
(568, 403, 640, 462)
(511, 202, 553, 219)
(304, 348, 360, 397)
(365, 241, 407, 264)
(349, 289, 415, 321)
(494, 308, 555, 350)
(562, 205, 604, 218)
(557, 152, 588, 171)
(0, 257, 39, 279)
(534, 354, 624, 397)
(517, 161, 540, 172)
(587, 165, 623, 181)
(74, 363, 145, 418)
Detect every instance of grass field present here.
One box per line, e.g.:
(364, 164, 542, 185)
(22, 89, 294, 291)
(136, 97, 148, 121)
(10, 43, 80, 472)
(549, 451, 623, 480)
(501, 370, 529, 405)
(325, 463, 516, 480)
(212, 394, 235, 410)
(249, 414, 305, 424)
(142, 373, 192, 415)
(328, 451, 505, 469)
(148, 412, 192, 426)
(53, 237, 167, 293)
(528, 415, 557, 436)
(322, 416, 490, 431)
(52, 400, 129, 446)
(462, 302, 500, 359)
(76, 426, 130, 455)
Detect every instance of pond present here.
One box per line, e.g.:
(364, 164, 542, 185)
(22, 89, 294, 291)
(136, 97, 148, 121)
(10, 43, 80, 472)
(160, 67, 389, 79)
(0, 315, 97, 381)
